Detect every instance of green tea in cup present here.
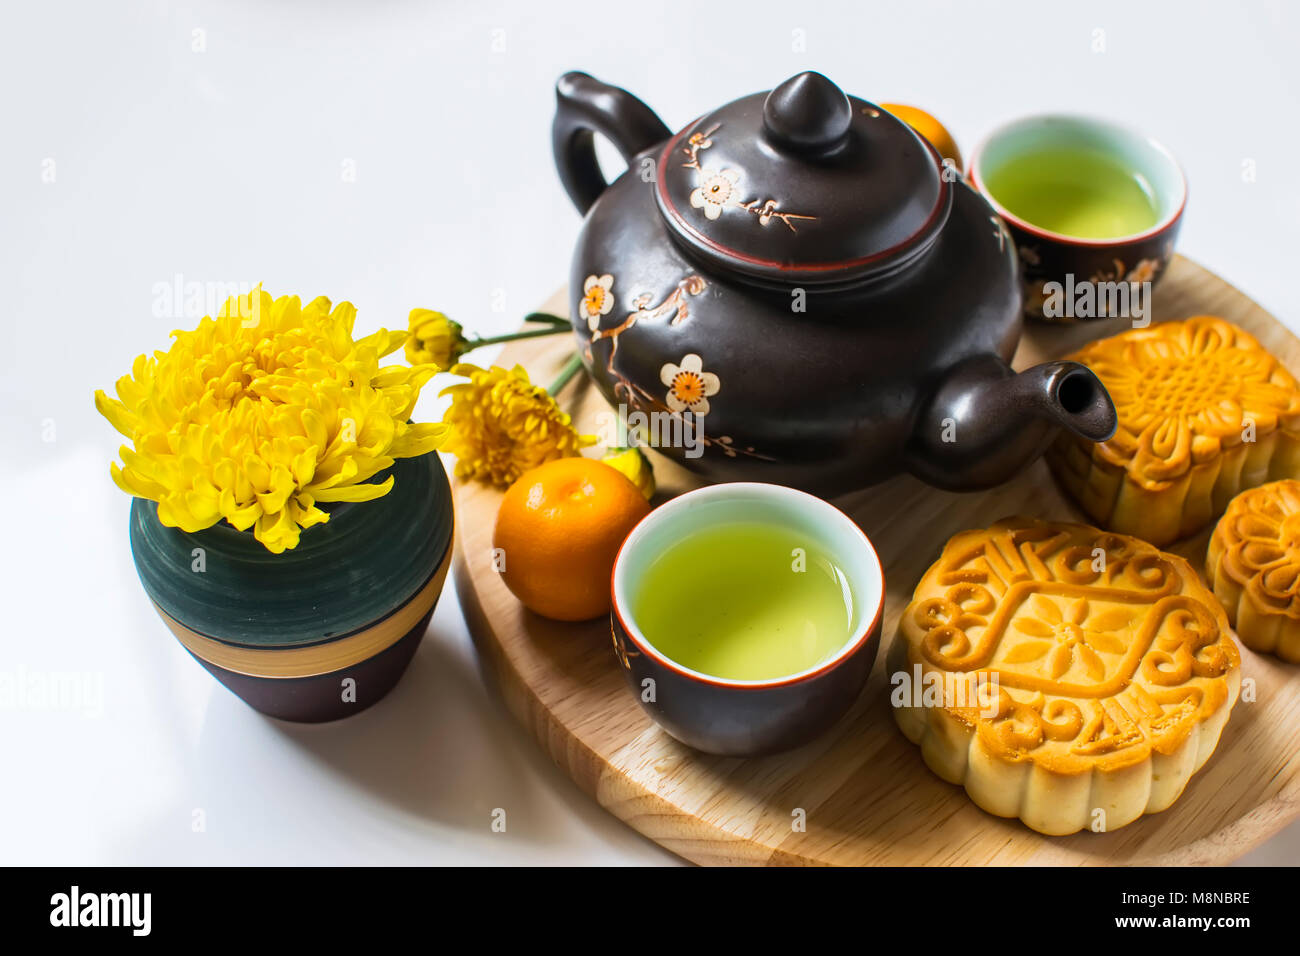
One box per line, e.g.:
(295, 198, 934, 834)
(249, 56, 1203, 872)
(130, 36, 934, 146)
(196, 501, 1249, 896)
(981, 147, 1160, 240)
(631, 519, 855, 681)
(610, 482, 885, 754)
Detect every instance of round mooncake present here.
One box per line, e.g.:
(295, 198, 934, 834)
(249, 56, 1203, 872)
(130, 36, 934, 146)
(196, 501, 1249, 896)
(889, 517, 1241, 836)
(1047, 315, 1300, 547)
(1207, 479, 1300, 663)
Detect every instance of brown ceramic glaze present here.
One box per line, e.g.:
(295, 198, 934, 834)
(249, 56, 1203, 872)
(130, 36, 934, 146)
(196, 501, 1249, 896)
(552, 71, 1117, 494)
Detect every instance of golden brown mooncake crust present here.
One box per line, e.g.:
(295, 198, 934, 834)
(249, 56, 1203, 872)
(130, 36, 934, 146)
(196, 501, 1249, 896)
(1207, 479, 1300, 663)
(1046, 315, 1300, 546)
(889, 517, 1241, 836)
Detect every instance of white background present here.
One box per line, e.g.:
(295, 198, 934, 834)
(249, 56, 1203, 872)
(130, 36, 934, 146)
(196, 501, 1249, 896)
(2, 0, 1297, 864)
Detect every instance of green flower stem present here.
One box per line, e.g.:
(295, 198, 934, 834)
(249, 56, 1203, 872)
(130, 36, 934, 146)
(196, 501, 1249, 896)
(469, 325, 571, 349)
(547, 351, 585, 395)
(522, 312, 572, 327)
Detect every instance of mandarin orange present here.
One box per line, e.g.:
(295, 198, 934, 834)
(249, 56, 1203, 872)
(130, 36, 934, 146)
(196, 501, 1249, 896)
(493, 457, 652, 621)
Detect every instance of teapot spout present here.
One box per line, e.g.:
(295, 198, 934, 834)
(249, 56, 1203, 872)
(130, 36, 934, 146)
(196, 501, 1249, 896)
(904, 355, 1116, 491)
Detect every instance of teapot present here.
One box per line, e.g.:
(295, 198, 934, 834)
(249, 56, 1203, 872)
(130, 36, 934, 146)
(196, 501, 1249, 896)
(552, 71, 1117, 494)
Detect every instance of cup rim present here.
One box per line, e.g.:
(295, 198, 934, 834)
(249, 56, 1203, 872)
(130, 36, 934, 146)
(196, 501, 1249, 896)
(967, 112, 1188, 248)
(610, 482, 885, 689)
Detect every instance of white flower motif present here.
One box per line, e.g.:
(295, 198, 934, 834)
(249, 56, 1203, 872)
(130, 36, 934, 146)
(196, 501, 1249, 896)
(579, 274, 615, 331)
(660, 353, 721, 416)
(689, 168, 741, 220)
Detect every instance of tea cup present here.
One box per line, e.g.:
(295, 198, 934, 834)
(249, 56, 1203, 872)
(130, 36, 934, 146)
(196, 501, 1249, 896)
(969, 114, 1187, 323)
(610, 482, 884, 756)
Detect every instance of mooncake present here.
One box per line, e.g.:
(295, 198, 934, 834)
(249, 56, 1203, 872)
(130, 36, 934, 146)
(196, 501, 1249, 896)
(1047, 315, 1300, 546)
(889, 517, 1241, 835)
(1206, 480, 1300, 663)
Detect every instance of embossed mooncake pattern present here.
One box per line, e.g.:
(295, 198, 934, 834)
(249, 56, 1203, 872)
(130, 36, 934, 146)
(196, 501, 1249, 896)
(1207, 479, 1300, 663)
(1047, 315, 1300, 546)
(889, 517, 1241, 836)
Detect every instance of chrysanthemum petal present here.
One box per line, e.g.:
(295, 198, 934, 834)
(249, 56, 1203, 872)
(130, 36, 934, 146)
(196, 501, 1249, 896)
(94, 391, 137, 439)
(312, 475, 395, 503)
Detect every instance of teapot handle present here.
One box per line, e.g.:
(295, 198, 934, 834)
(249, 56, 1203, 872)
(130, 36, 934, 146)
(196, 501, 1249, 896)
(552, 72, 670, 215)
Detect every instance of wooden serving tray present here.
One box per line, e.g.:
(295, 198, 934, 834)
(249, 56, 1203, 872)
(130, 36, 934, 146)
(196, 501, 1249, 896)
(452, 255, 1300, 865)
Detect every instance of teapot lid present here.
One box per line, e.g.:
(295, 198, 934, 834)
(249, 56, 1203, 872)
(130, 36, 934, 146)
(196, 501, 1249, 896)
(654, 72, 952, 288)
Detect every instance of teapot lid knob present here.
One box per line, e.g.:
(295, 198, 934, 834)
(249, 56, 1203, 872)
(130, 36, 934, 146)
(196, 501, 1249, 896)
(762, 71, 852, 152)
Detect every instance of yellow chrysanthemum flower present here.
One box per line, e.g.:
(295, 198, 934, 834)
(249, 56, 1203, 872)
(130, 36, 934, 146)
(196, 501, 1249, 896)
(94, 288, 449, 553)
(602, 446, 656, 500)
(406, 308, 469, 369)
(440, 362, 595, 488)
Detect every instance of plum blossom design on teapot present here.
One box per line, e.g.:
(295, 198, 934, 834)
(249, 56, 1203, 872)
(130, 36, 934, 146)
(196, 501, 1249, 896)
(660, 354, 720, 416)
(586, 273, 706, 369)
(579, 273, 615, 331)
(690, 168, 741, 221)
(681, 123, 720, 168)
(579, 269, 774, 462)
(680, 123, 816, 232)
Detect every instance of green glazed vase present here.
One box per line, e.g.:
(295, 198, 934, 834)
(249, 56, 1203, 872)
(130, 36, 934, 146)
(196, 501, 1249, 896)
(129, 451, 454, 722)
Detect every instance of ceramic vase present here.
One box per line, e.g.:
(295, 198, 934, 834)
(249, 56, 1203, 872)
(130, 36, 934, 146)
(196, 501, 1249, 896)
(129, 451, 454, 722)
